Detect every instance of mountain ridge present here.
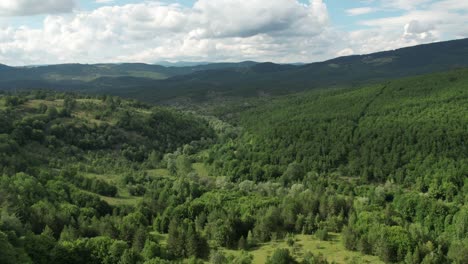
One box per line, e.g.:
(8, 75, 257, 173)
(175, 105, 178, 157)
(0, 38, 467, 105)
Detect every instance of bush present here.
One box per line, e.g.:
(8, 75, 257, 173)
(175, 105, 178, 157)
(316, 228, 328, 241)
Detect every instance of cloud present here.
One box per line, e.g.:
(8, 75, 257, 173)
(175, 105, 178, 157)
(96, 0, 115, 4)
(0, 0, 334, 65)
(336, 48, 354, 57)
(346, 7, 376, 16)
(0, 0, 75, 16)
(380, 0, 433, 11)
(345, 0, 468, 54)
(0, 0, 466, 66)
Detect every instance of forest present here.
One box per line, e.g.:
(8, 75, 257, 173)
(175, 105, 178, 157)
(0, 68, 467, 264)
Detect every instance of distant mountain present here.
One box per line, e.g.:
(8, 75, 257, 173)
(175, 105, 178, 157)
(0, 61, 259, 84)
(155, 61, 212, 67)
(0, 38, 467, 105)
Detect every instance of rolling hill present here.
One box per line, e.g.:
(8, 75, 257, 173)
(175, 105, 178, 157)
(0, 69, 467, 264)
(0, 38, 467, 105)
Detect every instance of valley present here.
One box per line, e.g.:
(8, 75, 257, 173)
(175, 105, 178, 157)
(0, 40, 467, 264)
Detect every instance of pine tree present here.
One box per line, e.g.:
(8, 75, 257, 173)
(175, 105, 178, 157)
(186, 224, 199, 258)
(238, 236, 247, 250)
(247, 230, 255, 249)
(141, 239, 160, 260)
(132, 226, 147, 251)
(167, 219, 185, 258)
(59, 225, 77, 241)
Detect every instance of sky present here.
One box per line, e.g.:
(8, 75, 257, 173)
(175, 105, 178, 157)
(0, 0, 466, 66)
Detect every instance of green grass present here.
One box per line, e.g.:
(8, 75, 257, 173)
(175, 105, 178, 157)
(82, 172, 119, 184)
(23, 99, 62, 109)
(224, 234, 383, 264)
(146, 168, 173, 179)
(82, 172, 142, 206)
(193, 163, 210, 177)
(100, 194, 142, 206)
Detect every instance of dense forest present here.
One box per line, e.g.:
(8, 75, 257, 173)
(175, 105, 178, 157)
(0, 69, 467, 264)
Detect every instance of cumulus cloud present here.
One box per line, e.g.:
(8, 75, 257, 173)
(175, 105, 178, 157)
(0, 0, 335, 65)
(345, 0, 468, 55)
(0, 0, 75, 16)
(0, 0, 466, 66)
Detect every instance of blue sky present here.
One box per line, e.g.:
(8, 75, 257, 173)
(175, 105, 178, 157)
(0, 0, 466, 65)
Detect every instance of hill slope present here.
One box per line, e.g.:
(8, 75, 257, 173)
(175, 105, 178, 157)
(209, 68, 468, 189)
(1, 39, 467, 105)
(0, 69, 467, 263)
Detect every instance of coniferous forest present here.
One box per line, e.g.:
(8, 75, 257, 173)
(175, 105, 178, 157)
(0, 62, 467, 264)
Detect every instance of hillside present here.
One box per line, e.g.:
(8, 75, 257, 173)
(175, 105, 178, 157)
(204, 68, 468, 262)
(6, 38, 468, 105)
(0, 61, 258, 84)
(210, 68, 468, 186)
(0, 39, 467, 106)
(0, 69, 467, 264)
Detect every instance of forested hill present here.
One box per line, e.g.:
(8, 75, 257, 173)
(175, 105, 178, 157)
(116, 38, 468, 104)
(210, 68, 468, 188)
(0, 69, 467, 263)
(204, 68, 468, 262)
(0, 92, 215, 176)
(0, 39, 467, 105)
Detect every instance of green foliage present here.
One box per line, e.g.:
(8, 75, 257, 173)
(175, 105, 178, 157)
(209, 69, 468, 187)
(0, 68, 467, 264)
(266, 248, 297, 264)
(316, 228, 329, 241)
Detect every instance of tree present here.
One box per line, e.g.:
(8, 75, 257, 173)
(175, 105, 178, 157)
(266, 248, 297, 264)
(448, 239, 468, 264)
(167, 219, 185, 259)
(246, 230, 256, 249)
(24, 231, 56, 264)
(238, 236, 247, 250)
(316, 228, 328, 241)
(141, 239, 160, 261)
(0, 231, 17, 264)
(133, 226, 148, 251)
(59, 225, 77, 241)
(230, 251, 253, 264)
(210, 251, 227, 264)
(119, 249, 141, 264)
(176, 155, 192, 177)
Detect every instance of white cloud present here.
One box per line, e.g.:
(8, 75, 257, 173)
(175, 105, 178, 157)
(96, 0, 115, 4)
(0, 0, 336, 65)
(336, 48, 354, 57)
(345, 0, 468, 54)
(0, 0, 466, 66)
(380, 0, 433, 11)
(0, 0, 75, 16)
(346, 7, 376, 16)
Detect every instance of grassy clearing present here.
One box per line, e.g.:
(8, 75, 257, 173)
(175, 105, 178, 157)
(23, 99, 62, 109)
(100, 194, 142, 206)
(82, 172, 142, 206)
(193, 163, 210, 177)
(76, 99, 103, 104)
(224, 233, 383, 264)
(146, 168, 173, 179)
(82, 172, 120, 184)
